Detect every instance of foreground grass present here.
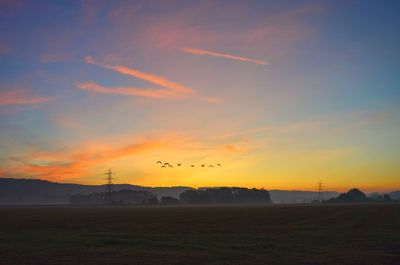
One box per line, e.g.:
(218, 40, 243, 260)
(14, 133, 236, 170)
(0, 204, 399, 265)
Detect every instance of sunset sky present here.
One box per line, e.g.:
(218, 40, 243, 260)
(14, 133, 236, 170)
(0, 0, 399, 192)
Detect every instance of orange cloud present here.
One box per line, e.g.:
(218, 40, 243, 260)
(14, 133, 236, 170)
(182, 47, 269, 65)
(3, 129, 254, 183)
(224, 144, 247, 154)
(0, 89, 53, 106)
(8, 136, 180, 181)
(81, 57, 218, 103)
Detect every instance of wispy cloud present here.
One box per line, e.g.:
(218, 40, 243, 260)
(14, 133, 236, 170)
(134, 2, 320, 53)
(85, 56, 194, 94)
(222, 121, 328, 138)
(223, 111, 394, 140)
(0, 89, 53, 106)
(5, 136, 180, 181)
(77, 82, 180, 99)
(80, 56, 218, 103)
(0, 39, 12, 54)
(224, 144, 248, 154)
(39, 53, 80, 63)
(0, 129, 252, 182)
(182, 47, 269, 65)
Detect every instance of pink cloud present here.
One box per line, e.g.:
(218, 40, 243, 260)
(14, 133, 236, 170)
(85, 56, 194, 94)
(77, 81, 182, 99)
(0, 89, 53, 106)
(0, 39, 12, 54)
(134, 3, 320, 51)
(80, 57, 218, 103)
(182, 47, 269, 65)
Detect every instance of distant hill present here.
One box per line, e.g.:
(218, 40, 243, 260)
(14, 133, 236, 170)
(0, 178, 397, 205)
(0, 178, 191, 204)
(269, 190, 340, 203)
(70, 189, 159, 205)
(389, 191, 400, 200)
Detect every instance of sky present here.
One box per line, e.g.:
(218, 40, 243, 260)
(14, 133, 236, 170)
(0, 0, 399, 192)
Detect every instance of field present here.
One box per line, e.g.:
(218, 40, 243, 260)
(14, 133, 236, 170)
(0, 204, 399, 265)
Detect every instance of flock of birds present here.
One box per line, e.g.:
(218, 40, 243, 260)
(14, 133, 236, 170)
(156, 161, 222, 168)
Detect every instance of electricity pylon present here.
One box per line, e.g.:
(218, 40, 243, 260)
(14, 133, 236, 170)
(318, 181, 324, 203)
(104, 169, 114, 204)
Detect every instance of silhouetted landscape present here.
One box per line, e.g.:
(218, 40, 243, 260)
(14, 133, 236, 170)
(325, 188, 395, 203)
(0, 178, 190, 204)
(1, 178, 399, 205)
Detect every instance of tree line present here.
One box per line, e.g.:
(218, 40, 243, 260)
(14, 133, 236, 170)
(70, 187, 272, 205)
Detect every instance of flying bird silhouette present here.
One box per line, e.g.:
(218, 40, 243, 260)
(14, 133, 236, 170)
(217, 164, 221, 166)
(190, 165, 195, 167)
(156, 161, 162, 164)
(177, 163, 182, 166)
(169, 165, 173, 168)
(161, 165, 166, 168)
(208, 165, 214, 167)
(201, 164, 205, 167)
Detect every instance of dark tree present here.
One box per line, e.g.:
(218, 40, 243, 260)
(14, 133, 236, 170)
(179, 187, 271, 204)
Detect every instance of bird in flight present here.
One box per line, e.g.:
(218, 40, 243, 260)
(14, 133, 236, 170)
(157, 161, 221, 169)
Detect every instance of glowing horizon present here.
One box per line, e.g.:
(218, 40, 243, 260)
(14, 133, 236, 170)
(0, 1, 399, 192)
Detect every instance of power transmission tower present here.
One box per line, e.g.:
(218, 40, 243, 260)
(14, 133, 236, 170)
(104, 169, 114, 204)
(318, 181, 324, 203)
